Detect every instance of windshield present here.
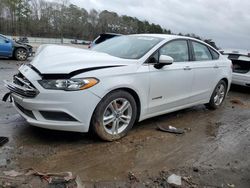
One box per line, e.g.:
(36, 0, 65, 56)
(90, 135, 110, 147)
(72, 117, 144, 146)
(0, 34, 12, 41)
(0, 34, 7, 39)
(91, 36, 163, 59)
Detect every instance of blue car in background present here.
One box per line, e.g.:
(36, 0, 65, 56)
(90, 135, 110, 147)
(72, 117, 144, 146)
(0, 34, 33, 61)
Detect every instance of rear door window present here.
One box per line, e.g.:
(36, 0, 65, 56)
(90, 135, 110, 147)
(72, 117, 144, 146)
(192, 41, 212, 61)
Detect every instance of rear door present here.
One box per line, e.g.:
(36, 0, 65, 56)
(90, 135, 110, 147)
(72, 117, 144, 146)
(148, 39, 194, 115)
(189, 41, 219, 101)
(0, 36, 12, 57)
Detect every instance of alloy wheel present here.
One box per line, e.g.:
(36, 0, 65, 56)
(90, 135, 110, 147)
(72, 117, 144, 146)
(17, 50, 27, 60)
(102, 98, 132, 135)
(213, 84, 225, 106)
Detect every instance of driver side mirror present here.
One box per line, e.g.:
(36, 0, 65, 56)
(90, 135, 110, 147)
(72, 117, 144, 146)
(5, 39, 10, 43)
(154, 55, 173, 69)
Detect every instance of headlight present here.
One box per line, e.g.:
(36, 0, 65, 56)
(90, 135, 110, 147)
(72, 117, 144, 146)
(38, 78, 99, 91)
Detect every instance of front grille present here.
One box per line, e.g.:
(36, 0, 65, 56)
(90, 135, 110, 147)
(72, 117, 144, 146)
(13, 73, 35, 89)
(15, 102, 36, 119)
(40, 111, 78, 122)
(4, 73, 38, 98)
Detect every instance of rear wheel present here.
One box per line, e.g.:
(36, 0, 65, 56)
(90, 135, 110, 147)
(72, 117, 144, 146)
(206, 80, 227, 109)
(91, 90, 137, 141)
(15, 48, 28, 61)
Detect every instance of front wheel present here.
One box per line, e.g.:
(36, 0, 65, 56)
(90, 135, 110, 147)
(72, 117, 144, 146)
(15, 48, 28, 61)
(91, 90, 137, 141)
(206, 80, 227, 110)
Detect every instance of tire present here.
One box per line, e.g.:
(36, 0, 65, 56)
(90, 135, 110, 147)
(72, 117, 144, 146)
(206, 80, 227, 110)
(15, 48, 28, 61)
(91, 90, 137, 141)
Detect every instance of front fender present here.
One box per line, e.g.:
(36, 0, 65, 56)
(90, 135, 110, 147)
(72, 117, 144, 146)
(89, 70, 150, 121)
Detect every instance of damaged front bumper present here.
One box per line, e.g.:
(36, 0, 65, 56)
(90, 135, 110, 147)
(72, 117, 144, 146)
(4, 80, 38, 98)
(2, 65, 101, 133)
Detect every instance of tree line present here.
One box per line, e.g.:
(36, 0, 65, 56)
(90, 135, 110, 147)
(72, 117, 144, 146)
(0, 0, 218, 48)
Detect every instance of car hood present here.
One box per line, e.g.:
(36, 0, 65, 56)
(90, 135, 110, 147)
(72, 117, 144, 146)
(31, 45, 136, 74)
(11, 40, 32, 50)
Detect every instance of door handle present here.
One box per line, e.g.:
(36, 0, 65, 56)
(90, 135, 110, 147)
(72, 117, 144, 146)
(183, 66, 192, 70)
(213, 65, 219, 69)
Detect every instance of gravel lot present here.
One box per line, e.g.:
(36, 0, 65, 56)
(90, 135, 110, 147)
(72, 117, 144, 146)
(0, 47, 249, 187)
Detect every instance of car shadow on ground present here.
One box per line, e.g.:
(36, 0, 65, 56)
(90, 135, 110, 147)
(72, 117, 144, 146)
(25, 125, 99, 144)
(0, 57, 32, 62)
(18, 104, 207, 145)
(230, 84, 250, 93)
(0, 57, 12, 60)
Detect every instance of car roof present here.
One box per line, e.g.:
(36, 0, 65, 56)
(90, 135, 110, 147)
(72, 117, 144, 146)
(100, 33, 122, 36)
(132, 34, 218, 50)
(132, 33, 208, 43)
(133, 33, 191, 39)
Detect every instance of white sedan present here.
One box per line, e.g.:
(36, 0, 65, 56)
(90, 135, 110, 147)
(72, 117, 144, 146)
(220, 49, 250, 87)
(4, 34, 232, 141)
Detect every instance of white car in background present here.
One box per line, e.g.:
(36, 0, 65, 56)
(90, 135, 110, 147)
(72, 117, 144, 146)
(4, 34, 232, 141)
(220, 49, 250, 87)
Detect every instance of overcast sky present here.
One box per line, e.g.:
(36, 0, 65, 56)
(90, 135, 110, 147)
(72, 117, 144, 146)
(70, 0, 250, 50)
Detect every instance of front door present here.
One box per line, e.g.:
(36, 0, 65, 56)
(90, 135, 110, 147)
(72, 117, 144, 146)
(148, 40, 194, 115)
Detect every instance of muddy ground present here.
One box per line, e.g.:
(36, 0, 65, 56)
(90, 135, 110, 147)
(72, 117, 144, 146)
(0, 55, 249, 187)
